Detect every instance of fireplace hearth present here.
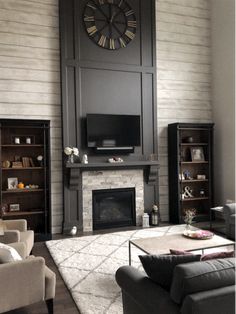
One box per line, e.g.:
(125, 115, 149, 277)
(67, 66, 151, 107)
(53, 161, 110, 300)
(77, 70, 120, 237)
(93, 188, 136, 230)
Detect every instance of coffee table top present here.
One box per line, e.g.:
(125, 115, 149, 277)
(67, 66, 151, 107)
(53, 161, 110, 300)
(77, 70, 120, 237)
(130, 233, 234, 255)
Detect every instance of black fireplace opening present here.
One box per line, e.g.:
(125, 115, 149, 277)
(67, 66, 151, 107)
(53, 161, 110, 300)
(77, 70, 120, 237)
(92, 188, 136, 230)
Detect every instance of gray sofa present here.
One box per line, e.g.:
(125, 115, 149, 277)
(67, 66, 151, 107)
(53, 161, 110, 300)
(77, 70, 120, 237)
(116, 258, 235, 314)
(223, 203, 235, 240)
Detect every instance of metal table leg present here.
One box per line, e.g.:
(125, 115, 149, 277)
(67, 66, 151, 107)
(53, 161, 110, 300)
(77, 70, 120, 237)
(129, 241, 131, 266)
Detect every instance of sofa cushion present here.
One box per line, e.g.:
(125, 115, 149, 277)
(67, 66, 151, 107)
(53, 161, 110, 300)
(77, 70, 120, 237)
(170, 257, 235, 304)
(139, 254, 201, 290)
(0, 243, 22, 263)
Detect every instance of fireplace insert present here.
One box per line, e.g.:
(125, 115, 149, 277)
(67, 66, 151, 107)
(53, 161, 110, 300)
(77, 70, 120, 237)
(92, 188, 136, 230)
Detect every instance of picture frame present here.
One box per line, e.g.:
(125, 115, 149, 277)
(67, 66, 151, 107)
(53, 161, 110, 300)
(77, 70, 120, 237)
(190, 147, 205, 162)
(7, 177, 18, 190)
(9, 204, 20, 212)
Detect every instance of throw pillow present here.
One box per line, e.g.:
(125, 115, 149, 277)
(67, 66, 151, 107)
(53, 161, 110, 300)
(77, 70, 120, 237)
(0, 243, 22, 263)
(139, 254, 201, 290)
(201, 251, 235, 261)
(170, 249, 193, 255)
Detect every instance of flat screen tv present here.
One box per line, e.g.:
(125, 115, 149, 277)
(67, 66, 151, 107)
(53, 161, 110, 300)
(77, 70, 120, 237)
(87, 114, 141, 150)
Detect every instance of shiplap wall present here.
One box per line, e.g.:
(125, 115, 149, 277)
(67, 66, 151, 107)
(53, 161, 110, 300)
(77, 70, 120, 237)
(0, 0, 213, 230)
(0, 0, 62, 233)
(156, 0, 213, 221)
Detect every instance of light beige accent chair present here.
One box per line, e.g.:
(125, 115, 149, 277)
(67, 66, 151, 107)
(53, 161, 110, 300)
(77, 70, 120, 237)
(0, 242, 56, 314)
(0, 219, 34, 256)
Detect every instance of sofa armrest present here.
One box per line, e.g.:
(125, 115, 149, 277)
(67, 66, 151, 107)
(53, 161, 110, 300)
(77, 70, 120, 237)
(0, 257, 45, 313)
(181, 285, 235, 314)
(116, 266, 179, 314)
(0, 230, 20, 244)
(8, 242, 27, 259)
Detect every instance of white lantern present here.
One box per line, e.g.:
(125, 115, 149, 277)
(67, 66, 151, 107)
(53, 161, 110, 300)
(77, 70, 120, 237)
(142, 213, 150, 228)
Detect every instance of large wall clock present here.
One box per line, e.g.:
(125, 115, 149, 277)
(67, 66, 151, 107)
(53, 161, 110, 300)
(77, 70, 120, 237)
(83, 0, 137, 50)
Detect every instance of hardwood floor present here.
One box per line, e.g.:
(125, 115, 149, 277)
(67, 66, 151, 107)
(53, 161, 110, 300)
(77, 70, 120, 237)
(6, 240, 80, 314)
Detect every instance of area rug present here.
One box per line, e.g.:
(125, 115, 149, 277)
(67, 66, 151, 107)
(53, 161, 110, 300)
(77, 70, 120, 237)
(46, 225, 189, 314)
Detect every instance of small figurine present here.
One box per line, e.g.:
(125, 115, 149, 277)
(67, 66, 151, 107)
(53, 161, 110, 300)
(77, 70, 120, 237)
(70, 226, 77, 236)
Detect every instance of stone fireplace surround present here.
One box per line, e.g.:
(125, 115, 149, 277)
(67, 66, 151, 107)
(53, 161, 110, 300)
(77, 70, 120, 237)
(82, 170, 144, 232)
(65, 161, 159, 233)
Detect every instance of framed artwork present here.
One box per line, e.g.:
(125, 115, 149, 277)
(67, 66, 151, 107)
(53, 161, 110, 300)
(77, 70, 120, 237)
(7, 177, 18, 190)
(190, 147, 205, 162)
(9, 204, 20, 212)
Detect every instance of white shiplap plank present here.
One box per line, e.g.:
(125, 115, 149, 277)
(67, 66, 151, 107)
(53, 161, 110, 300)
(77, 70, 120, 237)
(0, 56, 59, 71)
(0, 0, 59, 17)
(0, 32, 59, 50)
(0, 43, 59, 60)
(0, 80, 60, 94)
(0, 20, 59, 39)
(0, 8, 58, 27)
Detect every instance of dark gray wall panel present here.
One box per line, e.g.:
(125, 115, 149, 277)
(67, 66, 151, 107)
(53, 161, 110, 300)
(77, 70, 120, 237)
(60, 0, 158, 232)
(81, 69, 142, 115)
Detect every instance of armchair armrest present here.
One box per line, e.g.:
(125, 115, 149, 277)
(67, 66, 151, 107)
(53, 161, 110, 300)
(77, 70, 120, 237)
(181, 285, 235, 314)
(8, 242, 27, 259)
(0, 230, 20, 244)
(4, 219, 27, 232)
(0, 257, 45, 313)
(223, 203, 236, 218)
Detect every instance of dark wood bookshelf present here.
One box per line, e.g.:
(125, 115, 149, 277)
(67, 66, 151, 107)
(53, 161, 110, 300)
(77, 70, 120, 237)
(168, 123, 214, 224)
(0, 119, 51, 239)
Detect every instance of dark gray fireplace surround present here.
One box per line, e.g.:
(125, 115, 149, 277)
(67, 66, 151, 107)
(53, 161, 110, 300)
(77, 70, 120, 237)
(59, 0, 157, 233)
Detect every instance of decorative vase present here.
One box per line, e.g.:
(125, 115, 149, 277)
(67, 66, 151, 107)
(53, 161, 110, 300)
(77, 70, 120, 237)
(68, 154, 74, 163)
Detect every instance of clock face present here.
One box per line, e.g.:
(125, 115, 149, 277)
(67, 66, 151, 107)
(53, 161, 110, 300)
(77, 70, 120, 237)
(83, 0, 137, 50)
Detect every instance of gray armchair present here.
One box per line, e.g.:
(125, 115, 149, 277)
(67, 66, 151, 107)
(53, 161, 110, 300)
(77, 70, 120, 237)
(223, 203, 235, 240)
(0, 219, 34, 255)
(0, 242, 56, 314)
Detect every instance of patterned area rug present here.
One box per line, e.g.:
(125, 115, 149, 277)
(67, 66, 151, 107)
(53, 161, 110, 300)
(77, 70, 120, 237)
(46, 225, 186, 314)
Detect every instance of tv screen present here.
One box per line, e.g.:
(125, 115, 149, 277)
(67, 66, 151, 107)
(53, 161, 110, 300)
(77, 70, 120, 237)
(87, 114, 141, 148)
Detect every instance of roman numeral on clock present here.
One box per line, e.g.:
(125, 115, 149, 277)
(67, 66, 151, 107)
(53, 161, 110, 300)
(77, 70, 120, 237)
(127, 20, 137, 28)
(98, 35, 107, 47)
(84, 15, 95, 22)
(125, 10, 134, 17)
(109, 38, 115, 50)
(125, 30, 135, 40)
(87, 26, 98, 36)
(87, 3, 97, 10)
(119, 37, 126, 48)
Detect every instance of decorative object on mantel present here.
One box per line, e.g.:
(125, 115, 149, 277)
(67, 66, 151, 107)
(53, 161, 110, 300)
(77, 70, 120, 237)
(108, 157, 124, 163)
(151, 204, 159, 226)
(9, 204, 20, 212)
(64, 147, 79, 163)
(17, 182, 24, 189)
(82, 154, 88, 164)
(142, 213, 149, 228)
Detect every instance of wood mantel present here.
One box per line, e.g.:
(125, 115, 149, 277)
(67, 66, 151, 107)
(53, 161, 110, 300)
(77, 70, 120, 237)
(66, 161, 160, 190)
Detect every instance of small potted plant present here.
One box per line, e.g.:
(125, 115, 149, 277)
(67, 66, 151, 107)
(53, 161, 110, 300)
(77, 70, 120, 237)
(64, 147, 79, 163)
